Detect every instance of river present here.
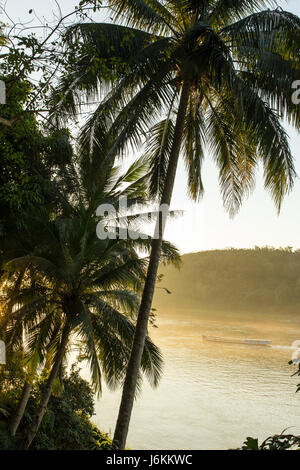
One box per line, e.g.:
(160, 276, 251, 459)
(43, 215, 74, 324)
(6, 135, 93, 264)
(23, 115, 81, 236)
(87, 310, 300, 450)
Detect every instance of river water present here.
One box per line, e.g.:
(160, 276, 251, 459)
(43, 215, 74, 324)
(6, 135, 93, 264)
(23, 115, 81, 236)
(88, 310, 300, 450)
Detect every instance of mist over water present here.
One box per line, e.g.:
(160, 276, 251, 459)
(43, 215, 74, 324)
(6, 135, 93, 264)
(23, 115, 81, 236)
(86, 309, 300, 450)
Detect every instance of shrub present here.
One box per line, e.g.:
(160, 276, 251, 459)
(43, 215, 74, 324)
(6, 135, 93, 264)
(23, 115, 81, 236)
(0, 365, 114, 450)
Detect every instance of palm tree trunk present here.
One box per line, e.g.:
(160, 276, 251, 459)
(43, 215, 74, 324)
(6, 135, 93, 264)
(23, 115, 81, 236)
(21, 321, 70, 449)
(113, 82, 190, 450)
(9, 381, 32, 436)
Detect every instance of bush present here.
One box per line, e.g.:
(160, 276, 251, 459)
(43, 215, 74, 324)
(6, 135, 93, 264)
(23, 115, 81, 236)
(0, 366, 114, 450)
(239, 433, 300, 450)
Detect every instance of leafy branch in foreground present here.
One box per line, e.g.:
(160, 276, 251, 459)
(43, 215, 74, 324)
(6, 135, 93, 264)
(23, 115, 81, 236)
(239, 432, 300, 451)
(0, 0, 106, 128)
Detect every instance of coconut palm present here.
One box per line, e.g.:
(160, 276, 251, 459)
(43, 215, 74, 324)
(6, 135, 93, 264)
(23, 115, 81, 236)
(54, 0, 300, 448)
(1, 148, 179, 449)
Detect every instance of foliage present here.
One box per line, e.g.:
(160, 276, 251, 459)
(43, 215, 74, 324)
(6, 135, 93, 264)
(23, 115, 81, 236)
(57, 0, 300, 214)
(154, 247, 300, 314)
(2, 147, 180, 395)
(240, 433, 300, 450)
(56, 1, 300, 449)
(0, 76, 75, 263)
(0, 2, 110, 237)
(0, 7, 180, 446)
(0, 1, 104, 123)
(0, 365, 114, 450)
(0, 80, 44, 214)
(0, 350, 27, 395)
(1, 0, 300, 451)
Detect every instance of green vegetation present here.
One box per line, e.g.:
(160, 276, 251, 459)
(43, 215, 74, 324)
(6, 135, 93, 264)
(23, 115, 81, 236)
(239, 433, 300, 451)
(0, 0, 300, 451)
(0, 364, 114, 450)
(154, 247, 300, 314)
(61, 1, 300, 448)
(0, 29, 178, 447)
(0, 143, 179, 448)
(0, 82, 69, 227)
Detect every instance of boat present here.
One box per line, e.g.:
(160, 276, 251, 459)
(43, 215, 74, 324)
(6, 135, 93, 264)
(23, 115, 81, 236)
(202, 335, 272, 347)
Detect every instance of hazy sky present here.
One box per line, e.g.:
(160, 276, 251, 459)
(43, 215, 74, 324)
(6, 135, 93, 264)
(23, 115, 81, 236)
(3, 0, 300, 254)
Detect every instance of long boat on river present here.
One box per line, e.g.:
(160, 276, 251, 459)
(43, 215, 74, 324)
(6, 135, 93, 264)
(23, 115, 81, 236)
(202, 335, 272, 347)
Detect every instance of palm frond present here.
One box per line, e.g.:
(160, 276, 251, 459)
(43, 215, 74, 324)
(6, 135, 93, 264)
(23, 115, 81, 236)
(144, 118, 175, 198)
(233, 77, 295, 210)
(221, 8, 300, 43)
(206, 101, 246, 215)
(141, 334, 163, 388)
(76, 303, 102, 395)
(182, 95, 205, 201)
(211, 1, 278, 27)
(110, 0, 174, 34)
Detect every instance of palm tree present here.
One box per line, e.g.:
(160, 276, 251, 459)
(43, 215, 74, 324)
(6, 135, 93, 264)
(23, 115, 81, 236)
(2, 148, 179, 449)
(55, 0, 300, 448)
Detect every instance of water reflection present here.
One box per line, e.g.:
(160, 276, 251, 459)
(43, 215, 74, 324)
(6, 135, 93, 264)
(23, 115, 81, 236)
(89, 310, 300, 450)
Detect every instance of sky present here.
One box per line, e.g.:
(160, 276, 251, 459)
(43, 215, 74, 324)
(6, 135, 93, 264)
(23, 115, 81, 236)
(2, 0, 300, 254)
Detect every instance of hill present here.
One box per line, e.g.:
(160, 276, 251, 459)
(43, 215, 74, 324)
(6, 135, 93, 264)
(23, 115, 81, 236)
(153, 247, 300, 315)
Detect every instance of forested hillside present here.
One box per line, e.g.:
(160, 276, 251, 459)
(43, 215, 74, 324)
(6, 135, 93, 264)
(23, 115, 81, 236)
(154, 248, 300, 314)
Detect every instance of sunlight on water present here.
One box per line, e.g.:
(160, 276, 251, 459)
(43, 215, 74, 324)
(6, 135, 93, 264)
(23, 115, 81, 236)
(83, 310, 300, 450)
